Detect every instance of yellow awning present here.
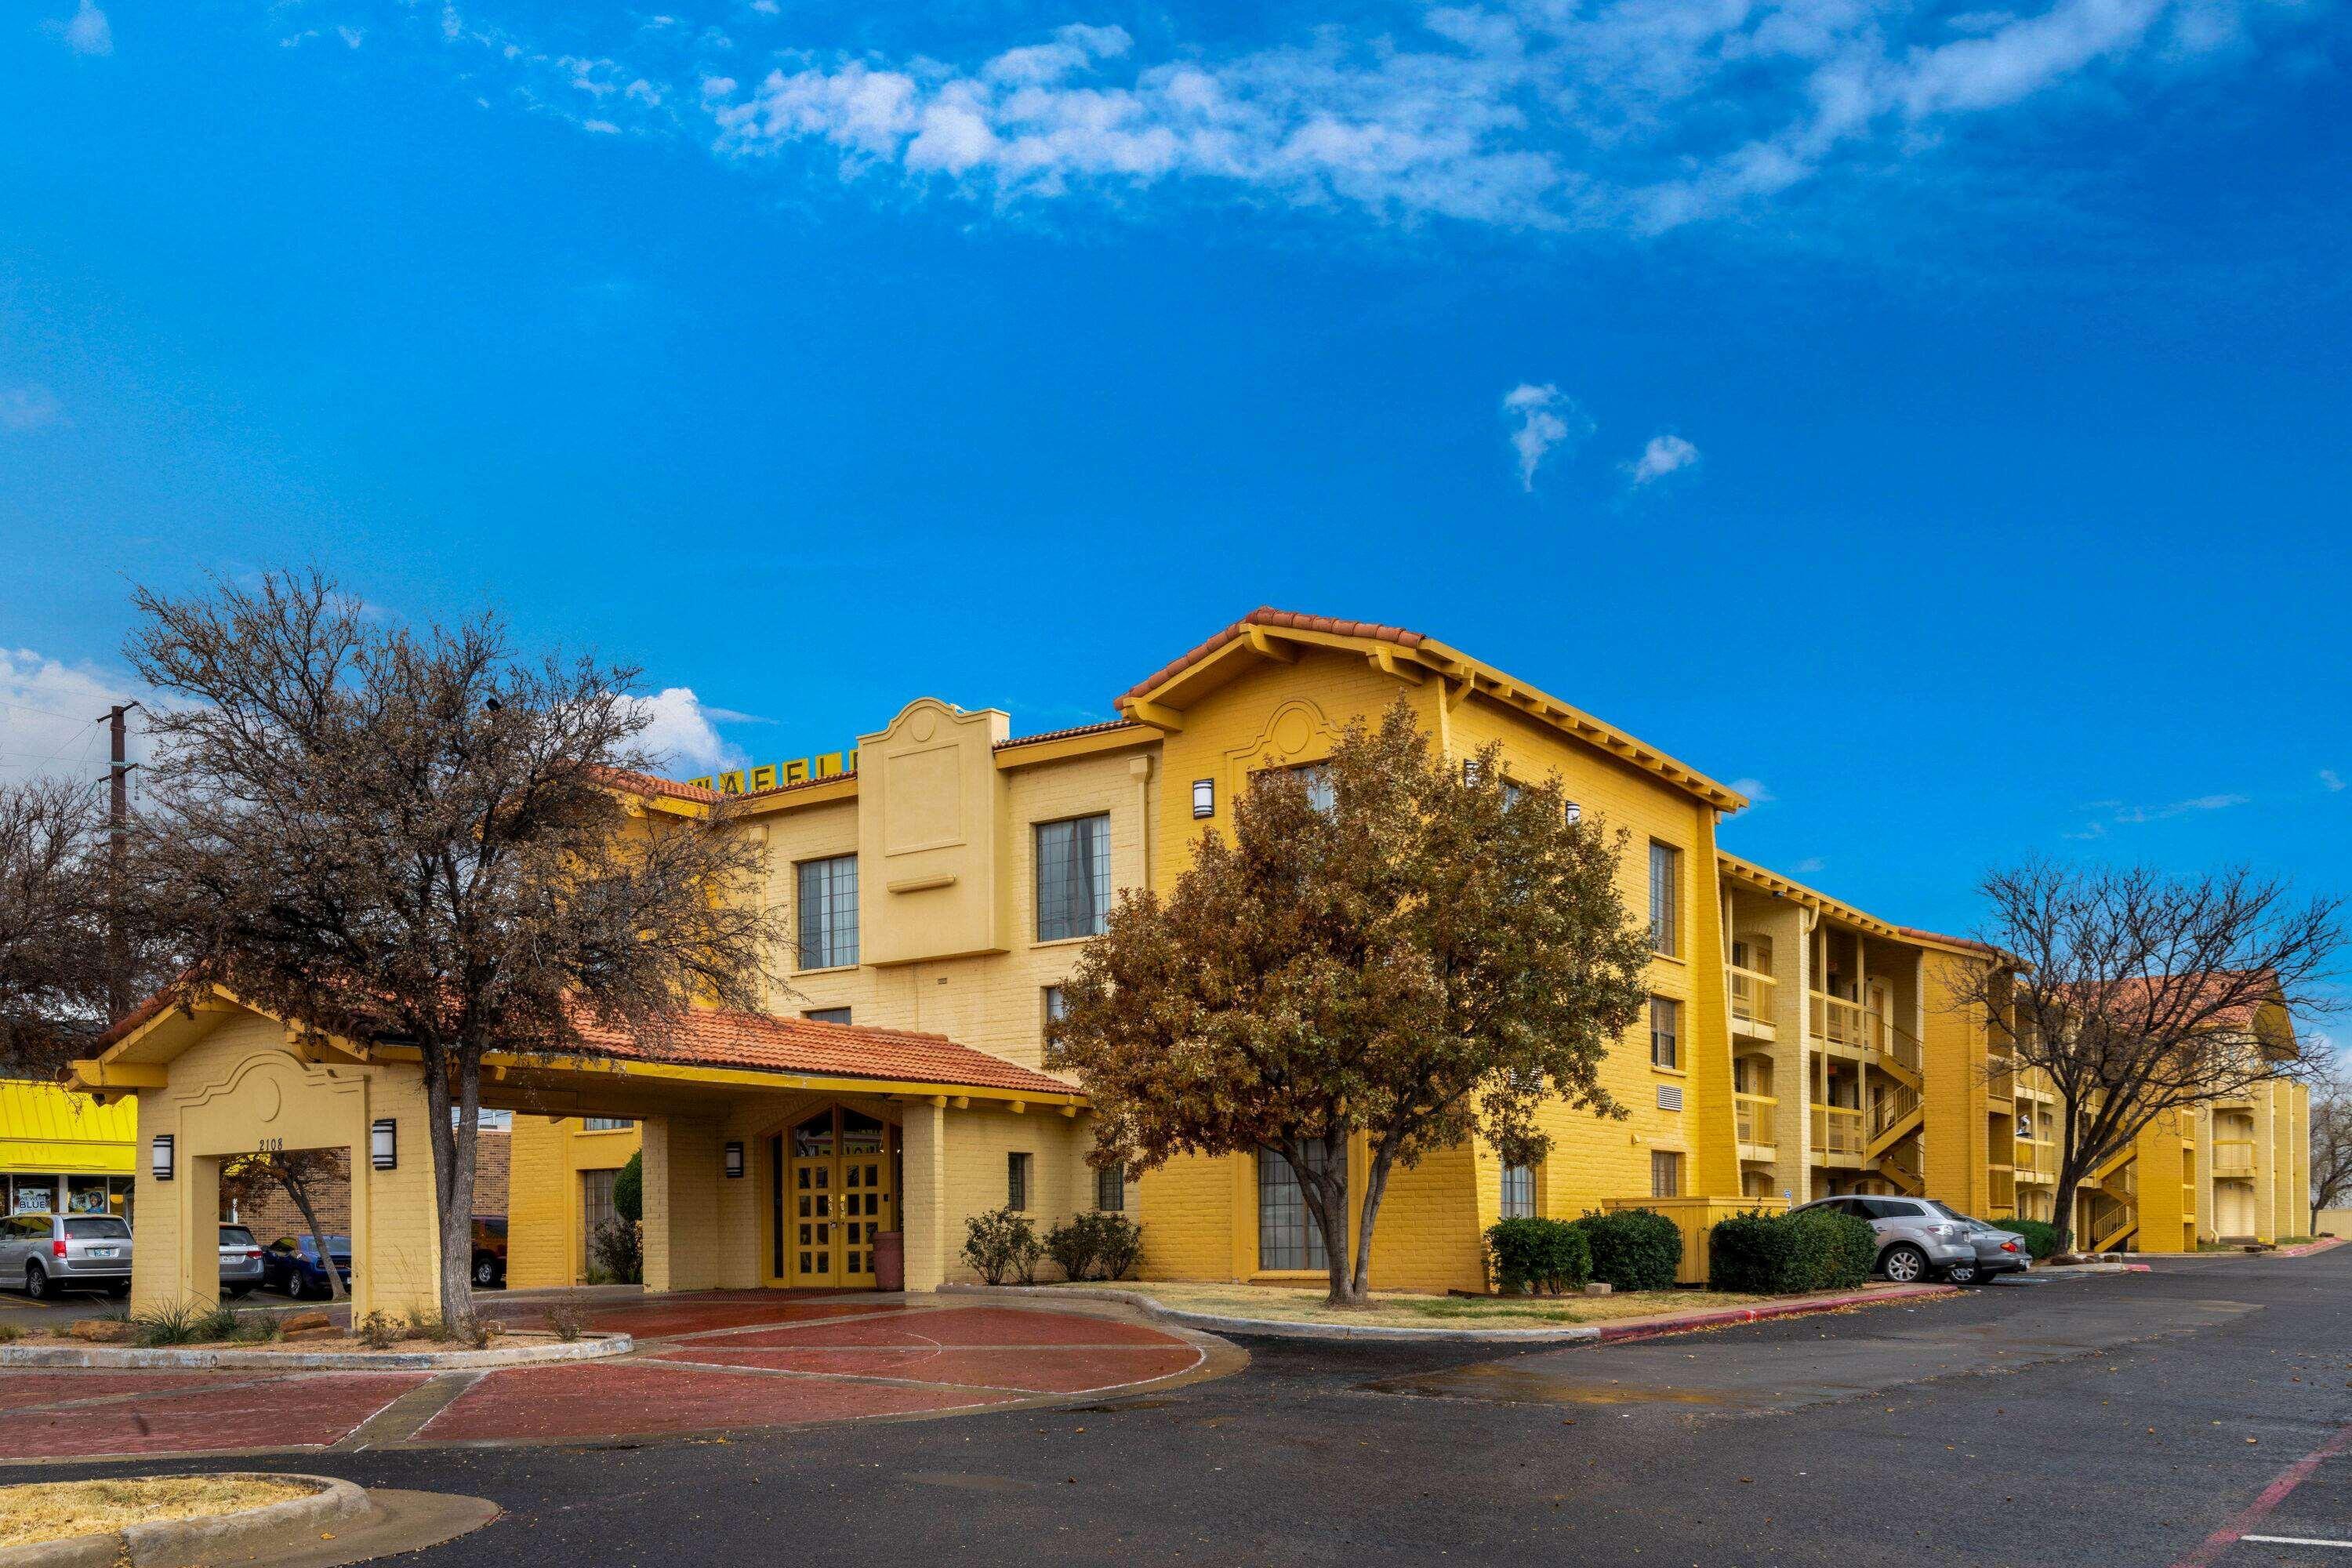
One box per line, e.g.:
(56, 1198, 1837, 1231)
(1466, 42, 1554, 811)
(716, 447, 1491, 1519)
(0, 1080, 136, 1175)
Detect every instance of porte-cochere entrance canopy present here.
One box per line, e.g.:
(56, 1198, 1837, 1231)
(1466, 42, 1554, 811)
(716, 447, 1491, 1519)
(70, 986, 1090, 1318)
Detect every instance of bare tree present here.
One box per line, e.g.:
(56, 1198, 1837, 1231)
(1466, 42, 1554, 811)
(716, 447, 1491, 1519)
(126, 570, 787, 1322)
(0, 779, 114, 1080)
(220, 1149, 347, 1301)
(1941, 859, 2344, 1254)
(2310, 1049, 2352, 1236)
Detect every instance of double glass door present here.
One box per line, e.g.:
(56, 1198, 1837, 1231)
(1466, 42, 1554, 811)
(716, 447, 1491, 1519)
(770, 1107, 894, 1288)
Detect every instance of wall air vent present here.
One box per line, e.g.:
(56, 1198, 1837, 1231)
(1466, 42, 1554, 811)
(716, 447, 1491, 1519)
(1657, 1083, 1684, 1112)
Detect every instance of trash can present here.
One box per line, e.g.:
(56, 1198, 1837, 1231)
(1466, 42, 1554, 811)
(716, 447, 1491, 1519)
(872, 1230, 905, 1291)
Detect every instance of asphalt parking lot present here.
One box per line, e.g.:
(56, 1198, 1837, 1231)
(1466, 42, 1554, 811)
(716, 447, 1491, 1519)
(6, 1251, 2346, 1566)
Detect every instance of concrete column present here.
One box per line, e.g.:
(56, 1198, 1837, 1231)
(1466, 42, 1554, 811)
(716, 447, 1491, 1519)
(2253, 1087, 2278, 1243)
(172, 1153, 222, 1310)
(903, 1100, 949, 1291)
(641, 1116, 722, 1294)
(1768, 903, 1810, 1204)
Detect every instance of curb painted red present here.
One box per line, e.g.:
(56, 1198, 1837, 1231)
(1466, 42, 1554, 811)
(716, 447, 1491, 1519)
(1589, 1283, 1955, 1342)
(2273, 1236, 2346, 1260)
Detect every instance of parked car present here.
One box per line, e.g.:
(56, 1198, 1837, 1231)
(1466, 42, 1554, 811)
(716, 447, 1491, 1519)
(1930, 1205, 2032, 1283)
(0, 1211, 132, 1299)
(218, 1223, 265, 1298)
(262, 1233, 352, 1298)
(470, 1214, 507, 1289)
(1790, 1195, 1977, 1284)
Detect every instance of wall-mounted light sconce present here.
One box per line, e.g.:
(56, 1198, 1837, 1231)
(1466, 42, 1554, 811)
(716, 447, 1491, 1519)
(1191, 779, 1214, 818)
(724, 1141, 746, 1179)
(151, 1134, 175, 1181)
(371, 1118, 397, 1171)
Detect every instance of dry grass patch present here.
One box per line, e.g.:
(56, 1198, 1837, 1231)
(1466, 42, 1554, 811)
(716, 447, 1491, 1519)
(0, 1475, 315, 1548)
(1039, 1279, 1773, 1328)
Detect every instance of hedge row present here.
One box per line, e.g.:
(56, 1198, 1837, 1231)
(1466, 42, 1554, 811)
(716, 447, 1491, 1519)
(1707, 1207, 1875, 1294)
(1484, 1208, 1684, 1294)
(2006, 1218, 2063, 1260)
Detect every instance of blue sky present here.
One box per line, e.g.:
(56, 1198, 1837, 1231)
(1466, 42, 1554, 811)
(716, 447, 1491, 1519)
(1, 0, 2346, 941)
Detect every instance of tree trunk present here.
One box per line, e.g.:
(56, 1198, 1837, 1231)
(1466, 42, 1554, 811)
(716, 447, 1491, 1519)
(283, 1169, 343, 1303)
(423, 1045, 481, 1324)
(1348, 1151, 1396, 1302)
(1315, 1163, 1356, 1306)
(2052, 1105, 2081, 1257)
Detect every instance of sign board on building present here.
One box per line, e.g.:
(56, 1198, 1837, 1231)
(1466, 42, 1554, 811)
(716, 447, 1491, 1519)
(688, 750, 857, 797)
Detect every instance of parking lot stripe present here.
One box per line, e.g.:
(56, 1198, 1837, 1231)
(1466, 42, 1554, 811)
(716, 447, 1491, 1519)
(2239, 1537, 2352, 1551)
(2172, 1425, 2352, 1568)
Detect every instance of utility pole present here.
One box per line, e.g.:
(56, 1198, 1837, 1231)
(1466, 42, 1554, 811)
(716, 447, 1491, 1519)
(100, 702, 140, 1021)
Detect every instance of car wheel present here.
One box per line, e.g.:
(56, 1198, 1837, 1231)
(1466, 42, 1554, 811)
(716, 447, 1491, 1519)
(107, 1282, 131, 1298)
(227, 1286, 253, 1299)
(1945, 1259, 1980, 1286)
(473, 1254, 498, 1288)
(23, 1262, 49, 1301)
(1882, 1243, 1929, 1283)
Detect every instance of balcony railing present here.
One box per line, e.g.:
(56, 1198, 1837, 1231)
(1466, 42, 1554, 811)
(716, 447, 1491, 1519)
(1811, 1104, 1865, 1158)
(2211, 1139, 2257, 1178)
(1811, 992, 1880, 1052)
(1985, 1052, 2015, 1102)
(1871, 1081, 1922, 1139)
(1727, 966, 1777, 1029)
(2013, 1140, 2056, 1179)
(1735, 1092, 1777, 1148)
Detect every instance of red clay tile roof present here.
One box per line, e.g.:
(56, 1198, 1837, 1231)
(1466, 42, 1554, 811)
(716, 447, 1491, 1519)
(1121, 608, 1426, 702)
(593, 766, 723, 805)
(737, 769, 858, 802)
(561, 1007, 1078, 1095)
(994, 718, 1146, 750)
(1898, 926, 2009, 958)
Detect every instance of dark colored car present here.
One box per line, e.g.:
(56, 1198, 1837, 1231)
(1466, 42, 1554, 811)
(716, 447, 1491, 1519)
(471, 1214, 507, 1289)
(262, 1233, 352, 1298)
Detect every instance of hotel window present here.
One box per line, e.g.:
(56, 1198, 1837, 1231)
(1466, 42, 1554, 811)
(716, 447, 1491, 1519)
(1044, 985, 1067, 1025)
(1035, 815, 1112, 942)
(1007, 1152, 1033, 1211)
(1500, 1163, 1536, 1219)
(1294, 764, 1336, 815)
(1648, 840, 1681, 956)
(1501, 780, 1526, 810)
(796, 854, 859, 970)
(1095, 1162, 1126, 1212)
(1258, 1144, 1340, 1271)
(583, 1117, 634, 1131)
(1650, 1150, 1683, 1198)
(803, 1007, 852, 1025)
(1650, 995, 1681, 1070)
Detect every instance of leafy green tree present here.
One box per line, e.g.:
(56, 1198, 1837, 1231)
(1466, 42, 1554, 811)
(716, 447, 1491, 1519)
(614, 1149, 643, 1224)
(1048, 698, 1652, 1305)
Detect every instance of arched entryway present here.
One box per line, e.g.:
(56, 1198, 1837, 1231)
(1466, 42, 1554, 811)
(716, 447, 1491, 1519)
(765, 1103, 902, 1290)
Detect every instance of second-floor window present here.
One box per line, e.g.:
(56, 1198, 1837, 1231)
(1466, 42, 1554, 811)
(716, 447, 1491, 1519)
(1036, 815, 1112, 942)
(1648, 840, 1681, 956)
(803, 1007, 852, 1025)
(797, 855, 858, 970)
(1650, 995, 1681, 1069)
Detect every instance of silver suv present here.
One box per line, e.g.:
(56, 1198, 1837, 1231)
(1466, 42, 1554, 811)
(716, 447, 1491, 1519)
(1790, 1195, 1977, 1283)
(1, 1211, 133, 1299)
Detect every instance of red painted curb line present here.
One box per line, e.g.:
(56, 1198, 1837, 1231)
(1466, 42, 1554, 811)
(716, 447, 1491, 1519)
(1589, 1284, 1955, 1342)
(2274, 1236, 2347, 1260)
(2170, 1422, 2352, 1567)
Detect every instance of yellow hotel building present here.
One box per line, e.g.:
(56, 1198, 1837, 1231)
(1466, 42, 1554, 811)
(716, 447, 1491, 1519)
(67, 608, 2312, 1314)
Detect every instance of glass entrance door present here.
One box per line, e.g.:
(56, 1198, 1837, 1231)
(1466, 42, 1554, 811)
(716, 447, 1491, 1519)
(782, 1107, 896, 1288)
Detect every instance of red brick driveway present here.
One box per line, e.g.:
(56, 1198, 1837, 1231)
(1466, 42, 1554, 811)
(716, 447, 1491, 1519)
(0, 1294, 1215, 1463)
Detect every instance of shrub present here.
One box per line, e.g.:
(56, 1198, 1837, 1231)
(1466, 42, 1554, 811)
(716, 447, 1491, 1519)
(1708, 1207, 1875, 1294)
(546, 1305, 586, 1343)
(2008, 1219, 2062, 1261)
(961, 1207, 1044, 1285)
(1485, 1217, 1593, 1295)
(590, 1217, 643, 1285)
(1093, 1214, 1145, 1281)
(129, 1301, 210, 1348)
(1044, 1212, 1146, 1282)
(356, 1312, 401, 1350)
(0, 1322, 20, 1344)
(1571, 1208, 1682, 1292)
(614, 1150, 644, 1225)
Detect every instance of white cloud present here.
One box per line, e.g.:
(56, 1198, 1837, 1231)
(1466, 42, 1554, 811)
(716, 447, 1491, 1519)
(1729, 777, 1773, 804)
(627, 688, 745, 775)
(1628, 434, 1701, 486)
(1501, 383, 1592, 491)
(2323, 769, 2344, 793)
(2067, 790, 2247, 837)
(45, 0, 112, 56)
(0, 387, 64, 431)
(365, 0, 2307, 234)
(0, 650, 144, 789)
(1792, 856, 1826, 873)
